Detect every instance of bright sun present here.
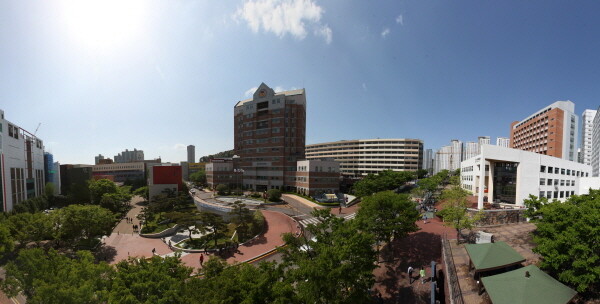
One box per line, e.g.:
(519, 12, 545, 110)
(59, 0, 147, 51)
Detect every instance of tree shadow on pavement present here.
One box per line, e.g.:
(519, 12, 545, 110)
(94, 245, 117, 263)
(375, 232, 443, 303)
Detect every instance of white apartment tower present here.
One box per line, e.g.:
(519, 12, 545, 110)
(496, 137, 510, 147)
(434, 139, 463, 173)
(580, 109, 596, 166)
(591, 107, 600, 176)
(464, 142, 479, 161)
(114, 149, 144, 163)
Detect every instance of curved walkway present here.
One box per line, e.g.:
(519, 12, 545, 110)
(103, 206, 301, 271)
(180, 210, 301, 270)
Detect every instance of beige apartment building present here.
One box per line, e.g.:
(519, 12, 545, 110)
(305, 139, 423, 177)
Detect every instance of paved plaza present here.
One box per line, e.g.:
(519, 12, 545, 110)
(449, 222, 540, 304)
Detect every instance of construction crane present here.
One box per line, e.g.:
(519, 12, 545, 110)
(33, 123, 41, 136)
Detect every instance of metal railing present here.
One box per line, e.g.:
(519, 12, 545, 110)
(442, 234, 465, 304)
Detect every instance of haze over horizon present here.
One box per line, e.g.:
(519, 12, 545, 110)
(2, 0, 600, 164)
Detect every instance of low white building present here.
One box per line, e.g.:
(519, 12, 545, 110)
(461, 145, 591, 209)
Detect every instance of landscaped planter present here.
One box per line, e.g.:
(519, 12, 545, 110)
(140, 225, 180, 238)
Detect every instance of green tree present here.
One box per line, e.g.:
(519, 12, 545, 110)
(186, 258, 293, 304)
(530, 191, 600, 294)
(354, 191, 420, 246)
(5, 212, 53, 248)
(189, 170, 207, 185)
(12, 196, 50, 214)
(280, 208, 377, 303)
(416, 169, 428, 179)
(89, 179, 118, 205)
(133, 186, 149, 200)
(449, 175, 460, 186)
(231, 201, 254, 241)
(267, 189, 282, 202)
(438, 186, 481, 241)
(216, 184, 229, 195)
(523, 194, 550, 219)
(352, 170, 415, 197)
(44, 182, 56, 198)
(1, 248, 113, 303)
(52, 205, 115, 247)
(416, 177, 441, 193)
(0, 224, 15, 259)
(107, 255, 193, 304)
(199, 212, 227, 248)
(165, 211, 201, 241)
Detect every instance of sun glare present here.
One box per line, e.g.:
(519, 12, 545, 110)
(59, 0, 146, 51)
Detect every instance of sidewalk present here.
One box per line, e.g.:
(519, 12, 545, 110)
(282, 194, 324, 209)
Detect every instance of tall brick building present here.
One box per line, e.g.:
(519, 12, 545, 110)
(233, 83, 306, 192)
(206, 83, 340, 196)
(509, 101, 578, 161)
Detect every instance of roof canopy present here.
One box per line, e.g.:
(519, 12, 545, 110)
(465, 241, 525, 272)
(482, 265, 576, 304)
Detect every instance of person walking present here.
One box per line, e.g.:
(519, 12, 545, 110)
(152, 248, 156, 255)
(199, 253, 204, 267)
(420, 267, 426, 284)
(339, 206, 342, 214)
(407, 266, 414, 284)
(422, 214, 428, 224)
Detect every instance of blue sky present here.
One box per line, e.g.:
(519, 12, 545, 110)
(2, 0, 600, 164)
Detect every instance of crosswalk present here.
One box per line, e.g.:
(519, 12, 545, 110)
(298, 213, 356, 228)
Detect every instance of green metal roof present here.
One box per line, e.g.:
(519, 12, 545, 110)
(482, 265, 577, 304)
(465, 241, 525, 272)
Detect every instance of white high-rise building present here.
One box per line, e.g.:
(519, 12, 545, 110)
(434, 139, 463, 173)
(591, 107, 600, 176)
(478, 136, 491, 147)
(424, 149, 433, 175)
(464, 142, 479, 161)
(580, 109, 596, 166)
(496, 137, 510, 148)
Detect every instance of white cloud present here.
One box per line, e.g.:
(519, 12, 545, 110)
(381, 28, 390, 38)
(396, 14, 403, 26)
(234, 0, 332, 44)
(244, 87, 258, 97)
(274, 86, 298, 92)
(315, 25, 332, 44)
(173, 144, 186, 150)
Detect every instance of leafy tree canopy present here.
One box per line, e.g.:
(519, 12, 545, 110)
(89, 179, 118, 205)
(529, 191, 600, 294)
(354, 191, 420, 244)
(438, 186, 481, 241)
(352, 170, 415, 197)
(52, 204, 115, 246)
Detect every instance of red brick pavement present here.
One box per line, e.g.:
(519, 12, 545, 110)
(103, 233, 171, 264)
(372, 215, 456, 304)
(181, 210, 300, 272)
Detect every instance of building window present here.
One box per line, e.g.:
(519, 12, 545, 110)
(547, 178, 552, 185)
(547, 191, 552, 198)
(539, 191, 545, 198)
(548, 166, 553, 173)
(559, 191, 564, 198)
(560, 180, 564, 186)
(555, 167, 559, 174)
(540, 179, 545, 186)
(540, 165, 546, 173)
(561, 168, 565, 175)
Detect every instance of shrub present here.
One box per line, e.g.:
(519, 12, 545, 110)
(251, 210, 265, 235)
(267, 189, 281, 202)
(215, 184, 229, 195)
